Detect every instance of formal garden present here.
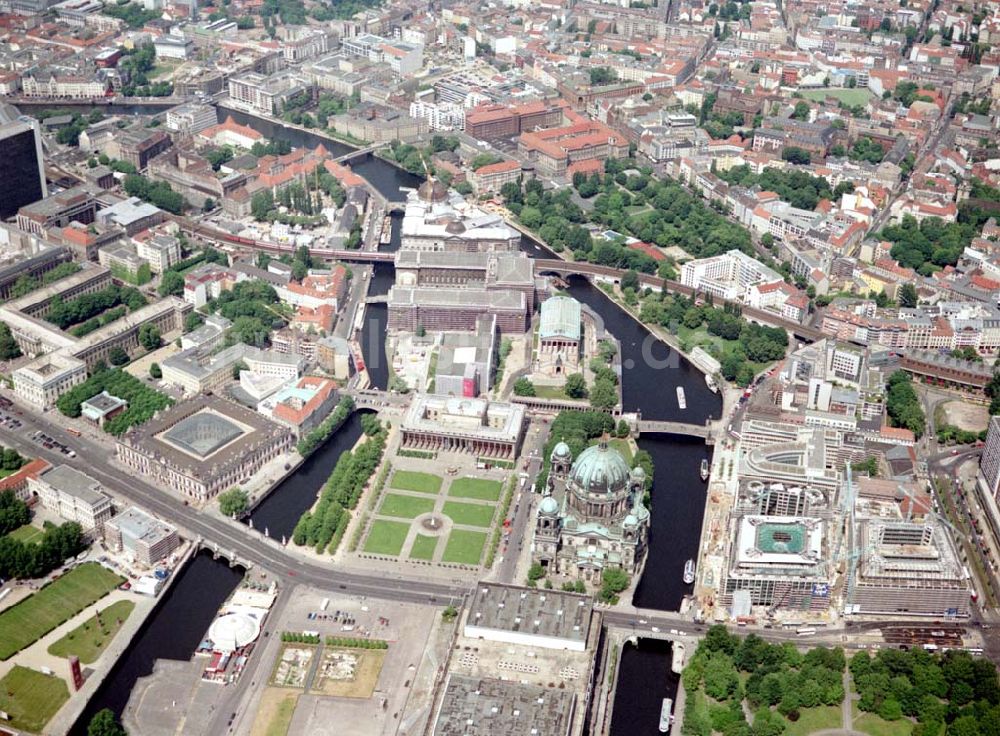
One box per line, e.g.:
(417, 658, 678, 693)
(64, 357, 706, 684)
(359, 466, 507, 567)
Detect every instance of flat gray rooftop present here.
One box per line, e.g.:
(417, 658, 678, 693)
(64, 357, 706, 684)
(433, 675, 574, 736)
(466, 583, 593, 644)
(40, 464, 107, 506)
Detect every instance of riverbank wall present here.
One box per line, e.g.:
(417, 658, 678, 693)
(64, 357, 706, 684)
(50, 543, 198, 735)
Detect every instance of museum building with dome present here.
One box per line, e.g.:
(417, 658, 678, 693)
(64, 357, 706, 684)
(533, 440, 650, 581)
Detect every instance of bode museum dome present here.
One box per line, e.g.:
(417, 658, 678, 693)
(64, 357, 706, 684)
(532, 440, 650, 582)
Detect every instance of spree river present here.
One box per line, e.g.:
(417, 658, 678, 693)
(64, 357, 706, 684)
(45, 103, 717, 731)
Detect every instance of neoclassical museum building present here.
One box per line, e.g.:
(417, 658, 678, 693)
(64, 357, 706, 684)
(533, 440, 650, 581)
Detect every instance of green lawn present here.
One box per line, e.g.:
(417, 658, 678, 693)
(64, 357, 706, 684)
(363, 520, 411, 556)
(854, 712, 914, 736)
(409, 534, 439, 561)
(0, 666, 69, 733)
(442, 501, 494, 528)
(675, 323, 770, 376)
(533, 384, 570, 400)
(8, 524, 44, 544)
(801, 88, 872, 106)
(783, 705, 842, 736)
(589, 437, 634, 464)
(378, 493, 435, 519)
(47, 599, 135, 664)
(390, 470, 442, 494)
(441, 530, 487, 565)
(0, 563, 124, 660)
(448, 477, 503, 501)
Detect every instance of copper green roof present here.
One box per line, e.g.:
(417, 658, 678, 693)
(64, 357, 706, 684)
(539, 296, 581, 341)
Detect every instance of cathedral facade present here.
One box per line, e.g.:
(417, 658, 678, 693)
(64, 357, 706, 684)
(533, 440, 650, 581)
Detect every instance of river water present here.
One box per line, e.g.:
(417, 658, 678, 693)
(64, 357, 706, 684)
(69, 551, 245, 732)
(247, 411, 368, 541)
(34, 103, 716, 732)
(609, 638, 681, 736)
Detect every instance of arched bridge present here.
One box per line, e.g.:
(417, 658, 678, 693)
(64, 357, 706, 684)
(331, 144, 385, 164)
(636, 419, 714, 439)
(179, 220, 396, 262)
(533, 259, 823, 343)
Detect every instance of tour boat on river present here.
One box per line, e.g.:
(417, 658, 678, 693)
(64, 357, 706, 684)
(659, 698, 674, 732)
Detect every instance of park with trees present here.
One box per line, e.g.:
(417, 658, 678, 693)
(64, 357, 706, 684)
(56, 367, 172, 436)
(503, 165, 753, 273)
(636, 293, 787, 386)
(885, 370, 925, 438)
(681, 626, 847, 736)
(293, 414, 386, 555)
(43, 285, 146, 332)
(204, 280, 284, 348)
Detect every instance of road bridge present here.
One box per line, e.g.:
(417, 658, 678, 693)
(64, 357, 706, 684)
(636, 420, 714, 439)
(533, 259, 824, 343)
(344, 388, 411, 410)
(331, 144, 384, 164)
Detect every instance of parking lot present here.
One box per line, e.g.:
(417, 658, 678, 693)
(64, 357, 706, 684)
(29, 429, 76, 458)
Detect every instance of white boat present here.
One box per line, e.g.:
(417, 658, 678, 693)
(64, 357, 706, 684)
(700, 459, 709, 481)
(705, 374, 718, 393)
(659, 698, 674, 732)
(676, 386, 686, 410)
(683, 559, 695, 585)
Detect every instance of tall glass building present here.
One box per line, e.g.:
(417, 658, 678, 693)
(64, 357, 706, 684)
(0, 119, 47, 220)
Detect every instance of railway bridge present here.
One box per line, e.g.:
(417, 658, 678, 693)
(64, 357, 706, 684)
(532, 259, 823, 344)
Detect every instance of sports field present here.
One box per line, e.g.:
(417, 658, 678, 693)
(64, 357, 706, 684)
(390, 471, 442, 494)
(442, 501, 494, 528)
(448, 477, 502, 501)
(0, 665, 69, 733)
(378, 493, 435, 519)
(48, 599, 135, 663)
(441, 530, 487, 565)
(363, 520, 410, 556)
(0, 562, 124, 660)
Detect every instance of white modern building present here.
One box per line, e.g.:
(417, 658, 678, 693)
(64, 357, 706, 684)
(165, 102, 218, 135)
(340, 33, 423, 76)
(980, 416, 1000, 501)
(135, 233, 182, 273)
(153, 34, 194, 60)
(408, 101, 466, 131)
(680, 249, 783, 302)
(104, 506, 180, 567)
